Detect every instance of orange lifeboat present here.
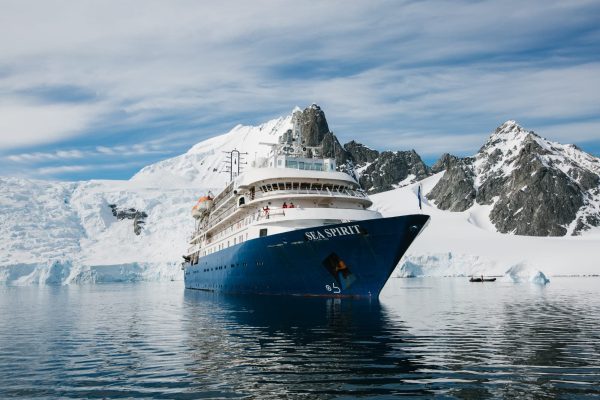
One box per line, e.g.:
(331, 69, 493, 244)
(191, 195, 214, 219)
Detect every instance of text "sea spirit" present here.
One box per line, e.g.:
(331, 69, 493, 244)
(305, 225, 362, 241)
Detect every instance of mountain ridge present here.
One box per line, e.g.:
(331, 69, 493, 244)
(1, 105, 599, 285)
(427, 120, 600, 236)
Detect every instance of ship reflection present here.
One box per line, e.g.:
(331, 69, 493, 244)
(182, 291, 431, 398)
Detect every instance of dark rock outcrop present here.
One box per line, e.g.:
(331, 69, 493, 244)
(431, 153, 460, 174)
(321, 132, 350, 165)
(355, 150, 431, 194)
(108, 204, 148, 235)
(297, 104, 330, 146)
(427, 156, 476, 211)
(295, 104, 431, 192)
(344, 141, 379, 164)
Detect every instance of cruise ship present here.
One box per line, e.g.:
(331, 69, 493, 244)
(183, 123, 430, 297)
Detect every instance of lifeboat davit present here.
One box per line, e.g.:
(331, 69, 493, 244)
(191, 196, 213, 219)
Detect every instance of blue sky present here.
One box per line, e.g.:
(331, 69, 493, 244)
(1, 0, 599, 180)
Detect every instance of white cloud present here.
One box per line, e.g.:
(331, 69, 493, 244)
(0, 0, 598, 161)
(36, 165, 90, 175)
(531, 120, 600, 146)
(36, 161, 144, 176)
(4, 140, 175, 164)
(0, 101, 106, 150)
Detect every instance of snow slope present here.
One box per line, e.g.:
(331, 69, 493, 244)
(131, 115, 291, 188)
(372, 173, 600, 279)
(0, 113, 294, 285)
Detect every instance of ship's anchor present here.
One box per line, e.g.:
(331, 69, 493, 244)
(325, 283, 341, 294)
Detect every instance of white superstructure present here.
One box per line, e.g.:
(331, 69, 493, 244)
(185, 119, 382, 264)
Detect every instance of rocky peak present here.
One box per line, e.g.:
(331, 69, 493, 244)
(427, 121, 600, 236)
(431, 153, 461, 174)
(295, 104, 330, 146)
(477, 121, 535, 164)
(344, 141, 379, 164)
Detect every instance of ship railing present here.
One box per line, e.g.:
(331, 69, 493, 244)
(255, 209, 286, 221)
(201, 188, 368, 233)
(252, 187, 368, 200)
(203, 202, 238, 231)
(188, 245, 201, 253)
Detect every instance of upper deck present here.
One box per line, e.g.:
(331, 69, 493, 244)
(236, 167, 359, 189)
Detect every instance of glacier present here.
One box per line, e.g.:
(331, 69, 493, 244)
(0, 115, 292, 285)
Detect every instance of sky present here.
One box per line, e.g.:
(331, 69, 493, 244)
(1, 0, 599, 181)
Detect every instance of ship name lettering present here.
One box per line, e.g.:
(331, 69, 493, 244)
(305, 224, 361, 241)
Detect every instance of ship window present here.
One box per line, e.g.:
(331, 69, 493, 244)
(277, 159, 282, 166)
(259, 228, 268, 237)
(292, 182, 299, 190)
(287, 160, 297, 168)
(285, 182, 292, 190)
(300, 183, 310, 190)
(299, 162, 305, 169)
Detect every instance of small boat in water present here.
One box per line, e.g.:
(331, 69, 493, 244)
(469, 276, 497, 282)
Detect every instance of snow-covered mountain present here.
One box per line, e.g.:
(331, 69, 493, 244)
(0, 111, 296, 284)
(1, 107, 599, 285)
(131, 115, 292, 188)
(428, 121, 600, 236)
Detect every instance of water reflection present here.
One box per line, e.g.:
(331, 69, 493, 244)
(1, 280, 599, 399)
(182, 291, 430, 398)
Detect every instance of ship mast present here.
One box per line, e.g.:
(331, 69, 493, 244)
(223, 149, 248, 181)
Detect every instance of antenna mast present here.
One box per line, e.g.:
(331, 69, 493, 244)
(222, 149, 248, 181)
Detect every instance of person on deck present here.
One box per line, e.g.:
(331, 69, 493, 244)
(282, 202, 288, 209)
(289, 202, 295, 208)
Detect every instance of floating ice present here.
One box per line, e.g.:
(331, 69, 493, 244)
(503, 263, 549, 285)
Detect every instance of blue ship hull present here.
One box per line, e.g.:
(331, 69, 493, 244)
(184, 214, 430, 298)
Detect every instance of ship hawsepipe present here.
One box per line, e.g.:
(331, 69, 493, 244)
(184, 214, 429, 298)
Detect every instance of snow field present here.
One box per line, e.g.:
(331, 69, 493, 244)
(372, 173, 600, 282)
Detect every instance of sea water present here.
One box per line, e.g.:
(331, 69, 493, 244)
(0, 278, 599, 398)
